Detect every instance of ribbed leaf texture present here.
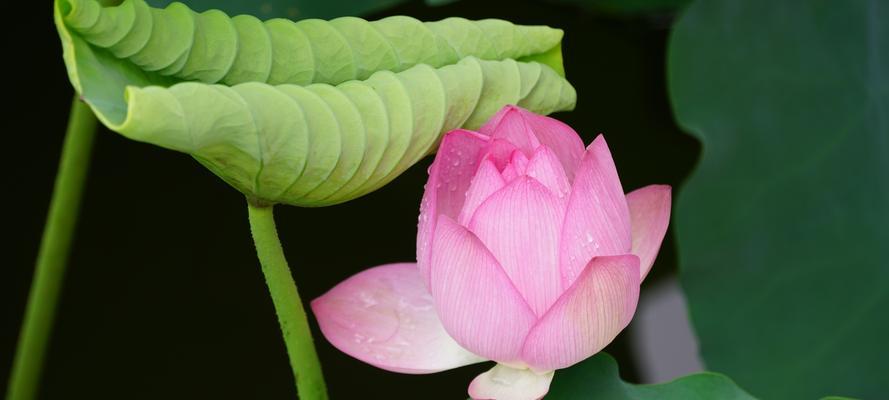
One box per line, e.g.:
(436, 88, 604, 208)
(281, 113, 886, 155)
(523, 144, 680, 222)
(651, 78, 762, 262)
(56, 0, 576, 206)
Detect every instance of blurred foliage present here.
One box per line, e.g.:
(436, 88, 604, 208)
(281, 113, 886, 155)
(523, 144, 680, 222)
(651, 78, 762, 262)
(546, 0, 690, 16)
(548, 353, 754, 399)
(145, 0, 688, 20)
(145, 0, 408, 19)
(669, 0, 888, 398)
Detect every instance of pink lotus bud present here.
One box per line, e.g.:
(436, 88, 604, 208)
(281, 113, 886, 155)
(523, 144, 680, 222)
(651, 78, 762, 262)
(312, 106, 672, 399)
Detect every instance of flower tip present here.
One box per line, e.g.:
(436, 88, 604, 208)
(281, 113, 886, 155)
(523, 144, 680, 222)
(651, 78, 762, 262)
(651, 184, 673, 200)
(585, 134, 615, 157)
(308, 291, 332, 326)
(502, 104, 523, 113)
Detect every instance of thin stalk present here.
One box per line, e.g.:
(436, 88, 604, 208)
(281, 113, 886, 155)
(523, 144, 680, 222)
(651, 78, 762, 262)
(247, 202, 328, 400)
(7, 97, 97, 400)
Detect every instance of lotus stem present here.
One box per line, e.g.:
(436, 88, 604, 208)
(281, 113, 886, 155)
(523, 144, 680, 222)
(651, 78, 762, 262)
(7, 97, 97, 400)
(247, 202, 328, 400)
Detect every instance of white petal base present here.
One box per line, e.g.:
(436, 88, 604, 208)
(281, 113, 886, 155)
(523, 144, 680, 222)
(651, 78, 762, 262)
(469, 364, 555, 400)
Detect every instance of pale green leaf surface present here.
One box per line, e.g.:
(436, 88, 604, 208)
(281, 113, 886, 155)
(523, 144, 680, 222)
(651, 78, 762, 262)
(55, 0, 575, 206)
(64, 0, 565, 86)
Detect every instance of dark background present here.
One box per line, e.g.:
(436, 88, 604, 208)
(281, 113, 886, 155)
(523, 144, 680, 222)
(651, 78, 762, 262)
(3, 0, 698, 398)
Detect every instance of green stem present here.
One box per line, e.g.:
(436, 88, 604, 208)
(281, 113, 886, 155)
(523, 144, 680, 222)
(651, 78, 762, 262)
(7, 97, 97, 400)
(247, 202, 328, 400)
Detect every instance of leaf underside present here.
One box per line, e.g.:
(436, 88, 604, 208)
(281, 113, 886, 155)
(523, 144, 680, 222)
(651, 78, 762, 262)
(57, 0, 576, 206)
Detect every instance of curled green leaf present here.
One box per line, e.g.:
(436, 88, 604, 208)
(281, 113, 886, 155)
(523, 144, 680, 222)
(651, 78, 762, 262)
(55, 0, 576, 206)
(62, 0, 565, 85)
(118, 57, 574, 206)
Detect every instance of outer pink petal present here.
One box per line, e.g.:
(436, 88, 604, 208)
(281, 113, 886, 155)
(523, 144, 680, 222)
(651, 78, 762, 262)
(521, 255, 641, 371)
(525, 146, 571, 198)
(311, 263, 486, 374)
(468, 364, 555, 400)
(468, 177, 566, 316)
(430, 216, 537, 363)
(479, 106, 541, 156)
(626, 185, 672, 280)
(458, 159, 506, 226)
(484, 106, 585, 181)
(559, 135, 632, 287)
(418, 130, 490, 285)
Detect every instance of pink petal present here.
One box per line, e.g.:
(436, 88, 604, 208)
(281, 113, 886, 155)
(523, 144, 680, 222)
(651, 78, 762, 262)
(430, 216, 537, 363)
(482, 105, 585, 181)
(480, 139, 520, 171)
(525, 146, 571, 198)
(559, 135, 632, 287)
(627, 185, 672, 280)
(479, 106, 541, 156)
(468, 177, 566, 316)
(500, 164, 519, 182)
(521, 255, 641, 371)
(510, 150, 530, 174)
(500, 150, 530, 182)
(311, 263, 486, 374)
(517, 110, 585, 181)
(418, 130, 490, 285)
(468, 364, 555, 400)
(458, 159, 506, 226)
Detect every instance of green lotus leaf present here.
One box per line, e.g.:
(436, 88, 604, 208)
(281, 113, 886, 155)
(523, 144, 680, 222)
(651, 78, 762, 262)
(547, 353, 755, 400)
(63, 0, 565, 85)
(116, 58, 574, 206)
(56, 0, 575, 206)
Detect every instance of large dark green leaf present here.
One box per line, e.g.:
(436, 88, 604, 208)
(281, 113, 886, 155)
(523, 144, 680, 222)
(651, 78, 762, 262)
(547, 353, 754, 399)
(669, 0, 889, 399)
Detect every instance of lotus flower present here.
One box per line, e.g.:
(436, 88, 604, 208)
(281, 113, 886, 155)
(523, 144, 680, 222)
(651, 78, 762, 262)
(311, 106, 672, 399)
